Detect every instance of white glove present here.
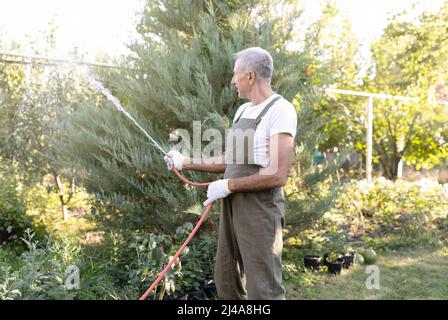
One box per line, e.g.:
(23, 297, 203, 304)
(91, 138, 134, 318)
(203, 179, 232, 206)
(164, 150, 185, 171)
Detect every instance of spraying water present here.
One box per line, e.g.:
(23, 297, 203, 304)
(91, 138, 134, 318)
(85, 75, 167, 155)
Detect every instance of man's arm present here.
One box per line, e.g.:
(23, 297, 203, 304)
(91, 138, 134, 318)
(228, 133, 295, 192)
(182, 155, 227, 173)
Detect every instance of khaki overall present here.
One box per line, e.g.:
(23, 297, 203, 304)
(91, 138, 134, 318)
(214, 96, 286, 300)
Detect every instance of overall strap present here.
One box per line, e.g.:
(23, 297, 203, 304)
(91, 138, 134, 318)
(234, 95, 282, 124)
(255, 95, 282, 125)
(234, 104, 250, 124)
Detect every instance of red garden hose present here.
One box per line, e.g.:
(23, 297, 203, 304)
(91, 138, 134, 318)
(139, 167, 212, 300)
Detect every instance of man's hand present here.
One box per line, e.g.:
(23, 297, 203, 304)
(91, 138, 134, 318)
(164, 150, 185, 170)
(203, 179, 232, 206)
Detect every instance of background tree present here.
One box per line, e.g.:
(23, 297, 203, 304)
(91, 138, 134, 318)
(0, 41, 26, 167)
(302, 2, 364, 153)
(0, 30, 92, 219)
(356, 2, 448, 178)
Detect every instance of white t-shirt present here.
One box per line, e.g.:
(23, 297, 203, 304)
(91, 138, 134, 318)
(232, 94, 297, 167)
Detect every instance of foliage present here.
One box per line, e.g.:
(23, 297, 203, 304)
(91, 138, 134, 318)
(90, 223, 217, 300)
(284, 177, 448, 267)
(360, 3, 448, 177)
(1, 30, 93, 222)
(0, 165, 47, 248)
(0, 42, 26, 158)
(0, 168, 27, 245)
(0, 222, 217, 300)
(23, 180, 96, 239)
(0, 230, 80, 300)
(1, 32, 86, 182)
(282, 176, 448, 300)
(325, 178, 448, 242)
(284, 106, 351, 233)
(308, 2, 448, 178)
(303, 2, 364, 152)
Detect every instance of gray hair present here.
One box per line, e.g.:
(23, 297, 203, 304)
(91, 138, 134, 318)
(235, 47, 274, 82)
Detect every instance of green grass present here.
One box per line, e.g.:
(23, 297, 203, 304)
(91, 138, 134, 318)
(285, 246, 448, 300)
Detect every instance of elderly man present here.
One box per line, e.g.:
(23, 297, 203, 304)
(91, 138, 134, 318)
(165, 47, 297, 300)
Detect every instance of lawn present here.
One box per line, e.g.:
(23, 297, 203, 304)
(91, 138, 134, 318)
(285, 246, 448, 300)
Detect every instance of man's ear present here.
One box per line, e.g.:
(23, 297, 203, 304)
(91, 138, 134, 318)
(249, 71, 255, 80)
(248, 71, 256, 83)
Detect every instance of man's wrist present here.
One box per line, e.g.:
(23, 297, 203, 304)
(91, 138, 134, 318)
(181, 157, 189, 170)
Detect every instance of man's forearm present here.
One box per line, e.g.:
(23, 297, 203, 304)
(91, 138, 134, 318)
(228, 173, 287, 193)
(182, 155, 227, 173)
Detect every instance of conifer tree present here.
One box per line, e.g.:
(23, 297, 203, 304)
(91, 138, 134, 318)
(55, 0, 342, 233)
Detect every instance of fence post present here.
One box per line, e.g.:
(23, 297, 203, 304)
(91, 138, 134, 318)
(366, 96, 373, 182)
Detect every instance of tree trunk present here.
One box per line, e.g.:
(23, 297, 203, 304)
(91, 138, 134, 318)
(62, 204, 69, 220)
(381, 154, 402, 180)
(54, 173, 75, 220)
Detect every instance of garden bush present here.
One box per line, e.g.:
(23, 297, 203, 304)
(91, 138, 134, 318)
(0, 230, 80, 300)
(284, 177, 448, 266)
(0, 224, 217, 300)
(0, 169, 46, 248)
(91, 223, 217, 300)
(325, 178, 448, 243)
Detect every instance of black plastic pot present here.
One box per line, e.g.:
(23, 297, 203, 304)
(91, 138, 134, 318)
(341, 253, 356, 269)
(167, 282, 217, 301)
(323, 253, 330, 267)
(172, 293, 189, 300)
(164, 293, 188, 300)
(325, 257, 344, 275)
(0, 230, 10, 244)
(202, 283, 217, 299)
(304, 256, 321, 270)
(188, 290, 204, 300)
